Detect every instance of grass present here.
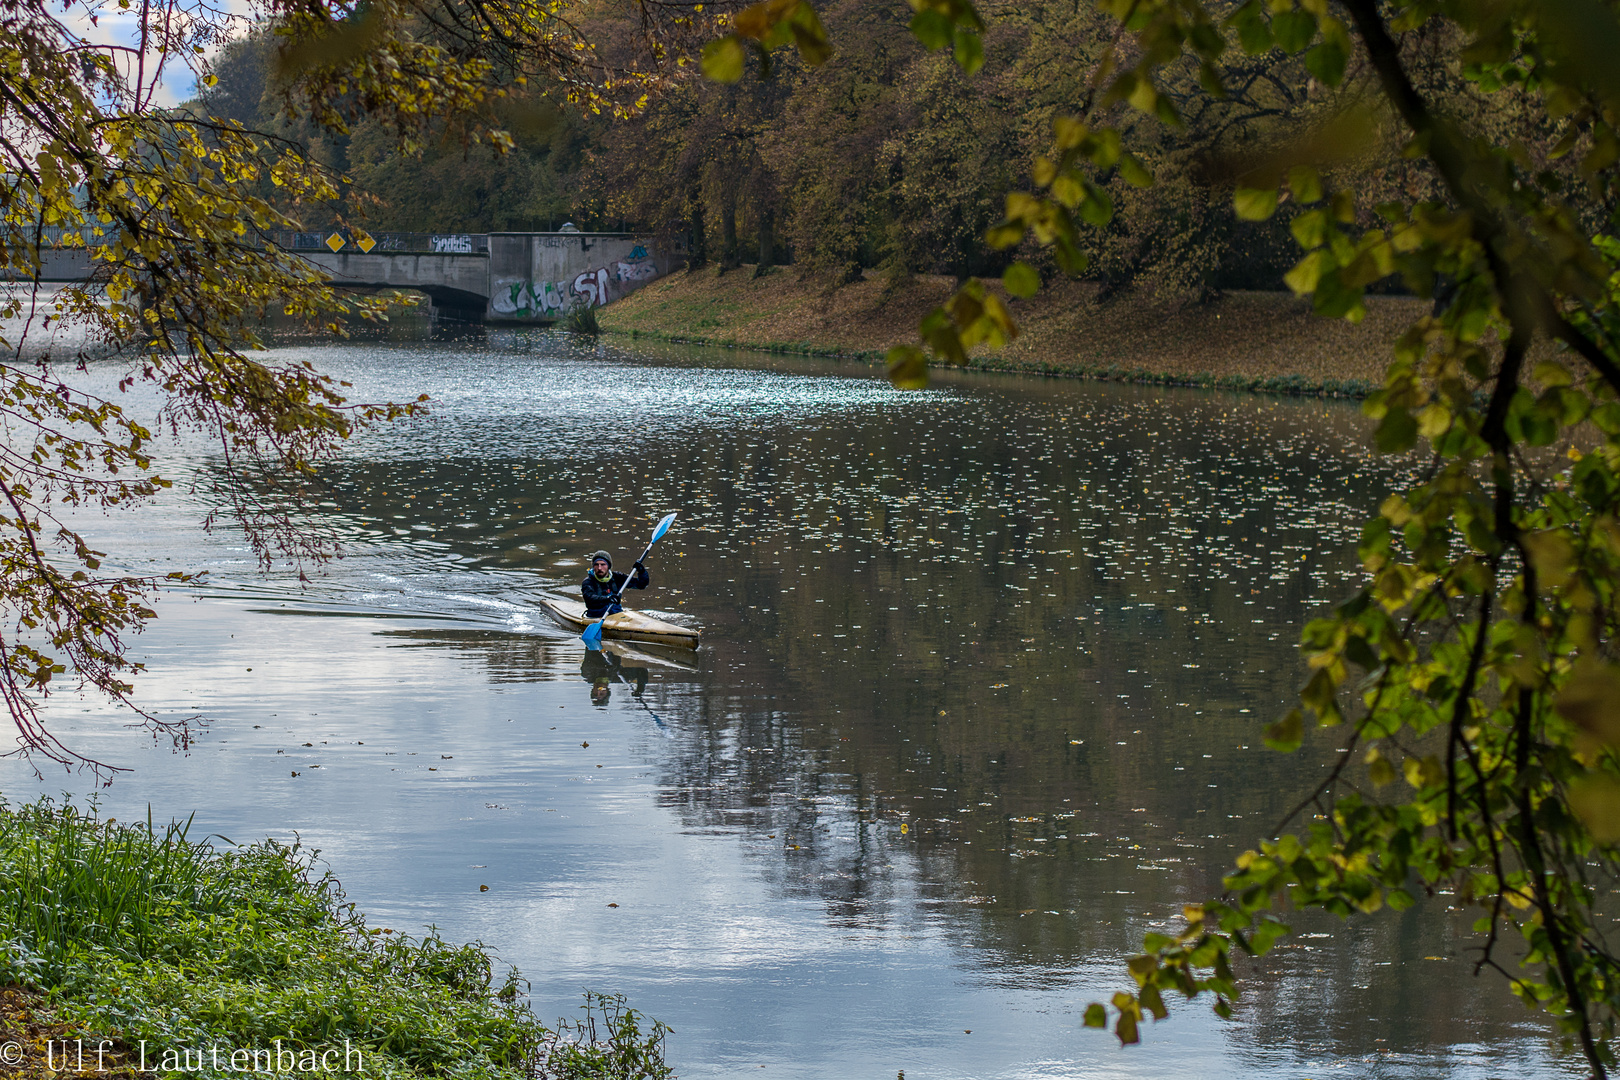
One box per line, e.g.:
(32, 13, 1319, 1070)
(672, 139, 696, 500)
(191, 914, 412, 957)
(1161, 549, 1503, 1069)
(599, 269, 1427, 399)
(608, 325, 1378, 400)
(0, 797, 671, 1079)
(565, 304, 602, 336)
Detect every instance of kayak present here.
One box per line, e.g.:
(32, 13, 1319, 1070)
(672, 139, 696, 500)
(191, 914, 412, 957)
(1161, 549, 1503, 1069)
(538, 597, 701, 651)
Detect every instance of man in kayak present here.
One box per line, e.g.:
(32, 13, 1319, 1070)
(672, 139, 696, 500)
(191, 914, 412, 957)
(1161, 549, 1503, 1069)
(583, 549, 649, 618)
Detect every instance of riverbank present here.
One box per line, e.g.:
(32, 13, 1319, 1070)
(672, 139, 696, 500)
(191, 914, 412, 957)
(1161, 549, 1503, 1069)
(0, 798, 669, 1079)
(598, 269, 1430, 397)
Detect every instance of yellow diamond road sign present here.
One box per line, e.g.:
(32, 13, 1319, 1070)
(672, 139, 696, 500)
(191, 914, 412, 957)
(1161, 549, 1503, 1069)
(356, 235, 376, 253)
(325, 232, 345, 252)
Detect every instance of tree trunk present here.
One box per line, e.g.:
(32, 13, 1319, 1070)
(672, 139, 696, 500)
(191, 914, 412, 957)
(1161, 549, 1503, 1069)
(686, 188, 706, 270)
(719, 184, 740, 271)
(753, 203, 775, 278)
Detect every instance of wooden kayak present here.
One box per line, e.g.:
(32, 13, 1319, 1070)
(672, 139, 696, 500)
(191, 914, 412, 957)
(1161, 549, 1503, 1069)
(538, 597, 701, 650)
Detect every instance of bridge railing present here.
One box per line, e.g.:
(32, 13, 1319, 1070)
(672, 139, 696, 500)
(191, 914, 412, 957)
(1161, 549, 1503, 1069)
(270, 230, 491, 254)
(6, 226, 115, 248)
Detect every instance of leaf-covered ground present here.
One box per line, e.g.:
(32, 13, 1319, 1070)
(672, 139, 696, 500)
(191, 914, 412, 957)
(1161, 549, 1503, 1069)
(599, 268, 1430, 392)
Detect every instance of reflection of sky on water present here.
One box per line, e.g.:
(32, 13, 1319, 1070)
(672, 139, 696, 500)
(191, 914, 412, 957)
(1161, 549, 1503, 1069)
(2, 332, 1579, 1079)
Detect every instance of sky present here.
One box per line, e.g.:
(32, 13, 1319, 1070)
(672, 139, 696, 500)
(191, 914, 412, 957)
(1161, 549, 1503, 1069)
(62, 0, 259, 108)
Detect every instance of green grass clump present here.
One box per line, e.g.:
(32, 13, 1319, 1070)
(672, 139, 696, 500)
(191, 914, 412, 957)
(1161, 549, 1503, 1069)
(565, 304, 602, 335)
(0, 797, 671, 1079)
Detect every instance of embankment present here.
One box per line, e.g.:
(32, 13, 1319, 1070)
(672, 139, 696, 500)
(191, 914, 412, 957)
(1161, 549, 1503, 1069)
(598, 269, 1432, 397)
(0, 797, 668, 1079)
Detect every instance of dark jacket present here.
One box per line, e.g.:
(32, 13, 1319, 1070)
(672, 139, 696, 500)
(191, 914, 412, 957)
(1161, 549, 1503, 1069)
(582, 565, 649, 617)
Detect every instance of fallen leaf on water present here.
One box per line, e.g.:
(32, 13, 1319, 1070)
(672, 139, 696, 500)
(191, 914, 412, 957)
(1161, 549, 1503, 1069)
(607, 902, 619, 908)
(479, 885, 489, 892)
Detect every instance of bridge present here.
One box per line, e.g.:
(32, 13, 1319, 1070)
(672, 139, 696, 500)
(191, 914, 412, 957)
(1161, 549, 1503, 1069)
(22, 230, 677, 324)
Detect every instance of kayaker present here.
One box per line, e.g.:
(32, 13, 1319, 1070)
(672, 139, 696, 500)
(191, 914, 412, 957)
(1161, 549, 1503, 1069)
(582, 549, 649, 618)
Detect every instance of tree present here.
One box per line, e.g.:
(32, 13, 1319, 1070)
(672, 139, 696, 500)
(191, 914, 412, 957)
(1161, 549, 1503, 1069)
(707, 0, 1620, 1072)
(0, 0, 719, 774)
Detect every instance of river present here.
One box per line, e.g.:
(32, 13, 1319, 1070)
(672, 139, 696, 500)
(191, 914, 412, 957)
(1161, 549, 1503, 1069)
(1, 327, 1577, 1079)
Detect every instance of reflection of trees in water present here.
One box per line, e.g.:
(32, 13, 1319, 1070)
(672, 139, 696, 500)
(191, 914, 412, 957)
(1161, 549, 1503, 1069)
(1225, 904, 1550, 1070)
(287, 367, 1511, 1062)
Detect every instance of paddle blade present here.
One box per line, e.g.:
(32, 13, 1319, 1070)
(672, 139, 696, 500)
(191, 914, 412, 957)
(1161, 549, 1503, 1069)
(581, 618, 604, 650)
(650, 511, 678, 545)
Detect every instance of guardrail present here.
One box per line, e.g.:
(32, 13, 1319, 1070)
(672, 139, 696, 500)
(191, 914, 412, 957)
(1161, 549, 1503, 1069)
(270, 231, 491, 254)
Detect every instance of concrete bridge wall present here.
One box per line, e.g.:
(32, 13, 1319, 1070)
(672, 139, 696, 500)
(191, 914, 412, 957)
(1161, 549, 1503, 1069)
(485, 233, 673, 321)
(20, 233, 676, 324)
(302, 250, 494, 316)
(299, 232, 673, 322)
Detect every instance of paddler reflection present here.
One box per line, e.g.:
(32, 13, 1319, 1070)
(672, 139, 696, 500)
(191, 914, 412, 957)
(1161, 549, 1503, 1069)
(580, 648, 648, 706)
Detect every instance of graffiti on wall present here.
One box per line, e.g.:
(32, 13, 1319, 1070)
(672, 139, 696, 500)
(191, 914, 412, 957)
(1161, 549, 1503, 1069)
(573, 267, 611, 308)
(492, 277, 571, 317)
(490, 248, 660, 319)
(431, 234, 475, 253)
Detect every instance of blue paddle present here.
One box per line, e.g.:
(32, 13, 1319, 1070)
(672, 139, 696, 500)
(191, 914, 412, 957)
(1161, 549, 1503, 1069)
(582, 512, 678, 649)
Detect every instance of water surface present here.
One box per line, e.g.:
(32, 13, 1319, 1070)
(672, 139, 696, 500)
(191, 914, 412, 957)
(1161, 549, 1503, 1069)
(3, 330, 1573, 1079)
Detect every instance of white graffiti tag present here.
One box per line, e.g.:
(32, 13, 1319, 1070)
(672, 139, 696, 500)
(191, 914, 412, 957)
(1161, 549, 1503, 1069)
(491, 278, 570, 316)
(431, 234, 475, 253)
(617, 260, 657, 283)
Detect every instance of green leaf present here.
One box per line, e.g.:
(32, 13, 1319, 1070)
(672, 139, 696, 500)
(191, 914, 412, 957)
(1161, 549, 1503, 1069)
(953, 27, 984, 75)
(1234, 187, 1279, 221)
(1052, 237, 1090, 275)
(1375, 408, 1418, 452)
(1569, 775, 1620, 843)
(1290, 209, 1330, 250)
(1077, 186, 1113, 227)
(1287, 164, 1323, 205)
(910, 9, 953, 50)
(1283, 250, 1327, 294)
(1271, 9, 1318, 53)
(1231, 2, 1273, 53)
(1118, 153, 1154, 188)
(789, 3, 833, 66)
(1002, 262, 1041, 299)
(1264, 709, 1304, 752)
(1367, 752, 1397, 786)
(886, 345, 929, 389)
(1304, 40, 1347, 85)
(1311, 271, 1364, 320)
(1250, 919, 1289, 955)
(1083, 1003, 1108, 1028)
(1188, 22, 1225, 59)
(700, 36, 747, 82)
